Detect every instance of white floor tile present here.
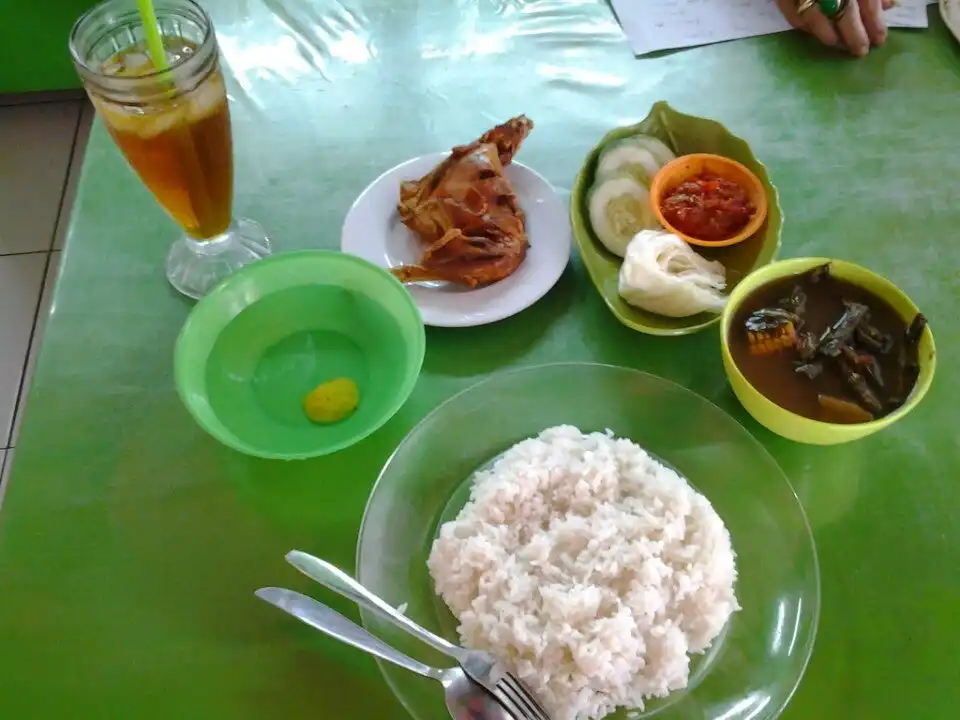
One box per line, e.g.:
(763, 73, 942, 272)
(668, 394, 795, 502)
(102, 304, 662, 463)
(12, 252, 61, 445)
(0, 102, 81, 255)
(0, 254, 46, 446)
(54, 101, 94, 251)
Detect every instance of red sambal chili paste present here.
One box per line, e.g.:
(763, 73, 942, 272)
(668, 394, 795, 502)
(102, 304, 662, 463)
(660, 173, 755, 242)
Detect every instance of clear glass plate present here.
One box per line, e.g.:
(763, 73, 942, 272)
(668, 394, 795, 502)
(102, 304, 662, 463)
(357, 363, 819, 720)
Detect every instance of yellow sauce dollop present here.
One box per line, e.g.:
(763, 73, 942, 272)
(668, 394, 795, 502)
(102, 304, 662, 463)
(303, 377, 359, 424)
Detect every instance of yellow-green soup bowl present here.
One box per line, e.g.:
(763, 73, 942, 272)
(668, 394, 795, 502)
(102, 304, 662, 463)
(720, 257, 936, 445)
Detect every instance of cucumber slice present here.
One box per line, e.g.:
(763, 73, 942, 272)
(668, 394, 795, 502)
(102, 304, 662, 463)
(587, 174, 661, 257)
(632, 135, 677, 167)
(596, 139, 661, 185)
(595, 135, 678, 185)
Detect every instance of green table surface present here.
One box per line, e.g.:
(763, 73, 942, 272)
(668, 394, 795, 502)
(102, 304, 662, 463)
(0, 0, 95, 93)
(1, 1, 958, 717)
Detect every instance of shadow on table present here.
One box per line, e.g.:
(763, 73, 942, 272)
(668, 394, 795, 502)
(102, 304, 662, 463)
(421, 264, 578, 378)
(576, 280, 730, 393)
(714, 393, 865, 532)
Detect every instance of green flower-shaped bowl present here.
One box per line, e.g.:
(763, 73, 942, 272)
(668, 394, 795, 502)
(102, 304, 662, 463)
(570, 101, 783, 336)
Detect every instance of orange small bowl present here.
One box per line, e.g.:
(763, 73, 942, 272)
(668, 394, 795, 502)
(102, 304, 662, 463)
(650, 153, 769, 248)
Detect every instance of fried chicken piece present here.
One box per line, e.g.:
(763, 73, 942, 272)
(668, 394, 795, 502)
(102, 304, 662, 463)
(392, 115, 534, 288)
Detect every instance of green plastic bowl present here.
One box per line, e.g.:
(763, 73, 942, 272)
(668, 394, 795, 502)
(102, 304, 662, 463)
(174, 250, 425, 459)
(357, 363, 819, 720)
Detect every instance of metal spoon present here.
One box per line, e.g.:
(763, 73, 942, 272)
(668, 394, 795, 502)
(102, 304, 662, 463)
(256, 587, 512, 720)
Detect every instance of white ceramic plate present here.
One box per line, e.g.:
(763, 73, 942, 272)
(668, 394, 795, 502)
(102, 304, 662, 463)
(341, 153, 571, 328)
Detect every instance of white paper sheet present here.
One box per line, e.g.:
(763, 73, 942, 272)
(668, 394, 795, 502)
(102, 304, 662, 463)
(611, 0, 930, 56)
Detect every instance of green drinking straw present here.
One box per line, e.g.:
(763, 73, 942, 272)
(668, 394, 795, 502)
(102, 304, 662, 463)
(136, 0, 170, 72)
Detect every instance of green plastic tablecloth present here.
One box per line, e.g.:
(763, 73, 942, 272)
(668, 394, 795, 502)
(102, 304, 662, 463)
(1, 1, 958, 717)
(0, 0, 96, 93)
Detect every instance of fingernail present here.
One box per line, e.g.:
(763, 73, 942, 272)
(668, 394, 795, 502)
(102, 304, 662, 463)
(853, 44, 869, 57)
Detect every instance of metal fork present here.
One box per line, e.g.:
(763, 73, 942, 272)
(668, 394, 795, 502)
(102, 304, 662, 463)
(286, 550, 552, 720)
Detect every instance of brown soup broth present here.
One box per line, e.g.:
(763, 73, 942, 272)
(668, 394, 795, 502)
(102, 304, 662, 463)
(729, 272, 915, 423)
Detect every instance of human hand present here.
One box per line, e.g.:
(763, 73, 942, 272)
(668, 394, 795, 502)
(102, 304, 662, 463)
(777, 0, 896, 56)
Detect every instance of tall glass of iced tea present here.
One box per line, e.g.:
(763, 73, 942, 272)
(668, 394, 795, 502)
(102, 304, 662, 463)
(69, 0, 271, 299)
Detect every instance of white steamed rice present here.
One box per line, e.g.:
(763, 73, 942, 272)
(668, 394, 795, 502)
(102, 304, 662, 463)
(427, 426, 739, 720)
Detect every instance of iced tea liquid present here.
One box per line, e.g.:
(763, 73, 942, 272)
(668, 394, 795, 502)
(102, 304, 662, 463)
(92, 41, 233, 239)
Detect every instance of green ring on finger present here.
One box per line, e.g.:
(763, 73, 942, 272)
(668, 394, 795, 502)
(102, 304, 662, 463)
(817, 0, 847, 18)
